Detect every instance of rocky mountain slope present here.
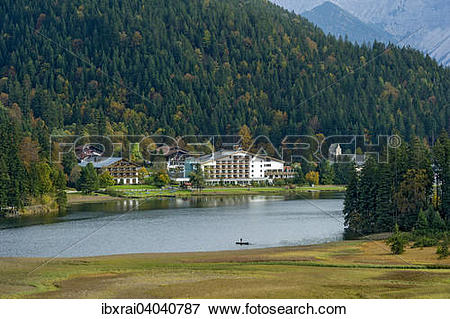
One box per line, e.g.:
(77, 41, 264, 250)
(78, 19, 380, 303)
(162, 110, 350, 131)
(272, 0, 450, 66)
(302, 2, 395, 44)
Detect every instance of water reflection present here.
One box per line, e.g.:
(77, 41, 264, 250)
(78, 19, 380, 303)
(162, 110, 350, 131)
(0, 193, 344, 257)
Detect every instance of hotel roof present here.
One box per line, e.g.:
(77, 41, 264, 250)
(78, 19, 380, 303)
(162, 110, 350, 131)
(187, 149, 284, 164)
(79, 157, 123, 168)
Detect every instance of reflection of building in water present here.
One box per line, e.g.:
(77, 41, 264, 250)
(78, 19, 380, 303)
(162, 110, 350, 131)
(115, 199, 141, 210)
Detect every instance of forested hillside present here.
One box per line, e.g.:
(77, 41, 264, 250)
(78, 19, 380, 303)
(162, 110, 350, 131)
(0, 0, 449, 209)
(0, 0, 448, 142)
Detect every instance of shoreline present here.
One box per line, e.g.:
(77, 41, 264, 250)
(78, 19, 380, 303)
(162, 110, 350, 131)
(63, 186, 345, 205)
(67, 193, 123, 205)
(4, 186, 345, 216)
(0, 185, 345, 218)
(103, 185, 346, 200)
(1, 239, 449, 298)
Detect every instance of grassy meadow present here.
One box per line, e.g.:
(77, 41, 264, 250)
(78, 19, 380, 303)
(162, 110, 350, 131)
(104, 185, 346, 199)
(1, 240, 449, 299)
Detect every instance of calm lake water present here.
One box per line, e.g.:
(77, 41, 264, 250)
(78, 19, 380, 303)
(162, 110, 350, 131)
(0, 193, 344, 257)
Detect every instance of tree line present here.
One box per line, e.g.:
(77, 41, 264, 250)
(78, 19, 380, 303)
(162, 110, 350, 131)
(343, 131, 449, 238)
(0, 0, 449, 209)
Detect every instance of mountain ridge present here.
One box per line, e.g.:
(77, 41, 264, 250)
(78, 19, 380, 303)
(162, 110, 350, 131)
(302, 1, 395, 44)
(271, 0, 450, 66)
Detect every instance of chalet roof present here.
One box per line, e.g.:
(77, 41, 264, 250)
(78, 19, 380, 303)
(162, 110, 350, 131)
(79, 157, 124, 168)
(155, 146, 189, 157)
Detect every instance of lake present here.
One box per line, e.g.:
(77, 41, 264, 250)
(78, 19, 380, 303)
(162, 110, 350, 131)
(0, 193, 344, 257)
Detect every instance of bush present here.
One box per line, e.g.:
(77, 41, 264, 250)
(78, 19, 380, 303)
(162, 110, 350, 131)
(436, 236, 449, 259)
(411, 236, 438, 248)
(386, 224, 408, 255)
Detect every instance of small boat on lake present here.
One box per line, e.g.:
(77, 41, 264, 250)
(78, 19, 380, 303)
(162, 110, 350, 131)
(236, 238, 250, 245)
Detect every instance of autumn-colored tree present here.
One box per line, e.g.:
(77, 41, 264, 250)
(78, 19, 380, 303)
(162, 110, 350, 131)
(148, 170, 170, 188)
(305, 171, 319, 186)
(19, 137, 40, 169)
(98, 171, 115, 187)
(138, 167, 149, 181)
(239, 125, 252, 151)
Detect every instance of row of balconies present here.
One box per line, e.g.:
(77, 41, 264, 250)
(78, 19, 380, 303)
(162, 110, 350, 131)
(212, 170, 248, 173)
(214, 166, 249, 169)
(210, 175, 250, 179)
(111, 173, 139, 177)
(109, 170, 139, 174)
(109, 167, 137, 171)
(217, 161, 249, 165)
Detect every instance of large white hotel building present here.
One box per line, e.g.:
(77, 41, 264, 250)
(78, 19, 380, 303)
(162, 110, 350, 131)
(180, 149, 294, 185)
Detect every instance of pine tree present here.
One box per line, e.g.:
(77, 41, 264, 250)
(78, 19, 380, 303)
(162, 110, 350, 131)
(358, 157, 378, 234)
(62, 152, 78, 176)
(394, 169, 431, 230)
(0, 158, 10, 207)
(293, 164, 306, 185)
(433, 131, 450, 221)
(318, 160, 335, 185)
(386, 224, 408, 255)
(414, 209, 429, 236)
(374, 163, 394, 233)
(78, 163, 99, 194)
(343, 163, 361, 234)
(56, 190, 67, 213)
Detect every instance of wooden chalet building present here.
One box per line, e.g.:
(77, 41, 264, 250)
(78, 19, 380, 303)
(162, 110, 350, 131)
(79, 157, 141, 185)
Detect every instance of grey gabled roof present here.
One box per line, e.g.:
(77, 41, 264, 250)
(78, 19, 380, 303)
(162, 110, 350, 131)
(79, 157, 123, 168)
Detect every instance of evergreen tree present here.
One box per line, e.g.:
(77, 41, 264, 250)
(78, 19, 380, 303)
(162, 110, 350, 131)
(433, 131, 450, 221)
(358, 157, 378, 234)
(62, 152, 78, 177)
(293, 164, 306, 185)
(56, 190, 67, 213)
(414, 209, 429, 236)
(386, 224, 408, 255)
(189, 164, 205, 191)
(99, 171, 116, 188)
(436, 235, 449, 259)
(374, 163, 394, 233)
(0, 158, 10, 207)
(333, 162, 352, 185)
(343, 163, 361, 234)
(78, 163, 99, 194)
(318, 160, 335, 185)
(394, 169, 431, 230)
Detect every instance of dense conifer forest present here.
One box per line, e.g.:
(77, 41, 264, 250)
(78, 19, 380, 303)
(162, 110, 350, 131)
(1, 0, 448, 138)
(343, 132, 449, 241)
(0, 0, 449, 210)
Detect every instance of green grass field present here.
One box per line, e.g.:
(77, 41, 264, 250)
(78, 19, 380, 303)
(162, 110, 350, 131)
(105, 185, 346, 198)
(1, 240, 449, 298)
